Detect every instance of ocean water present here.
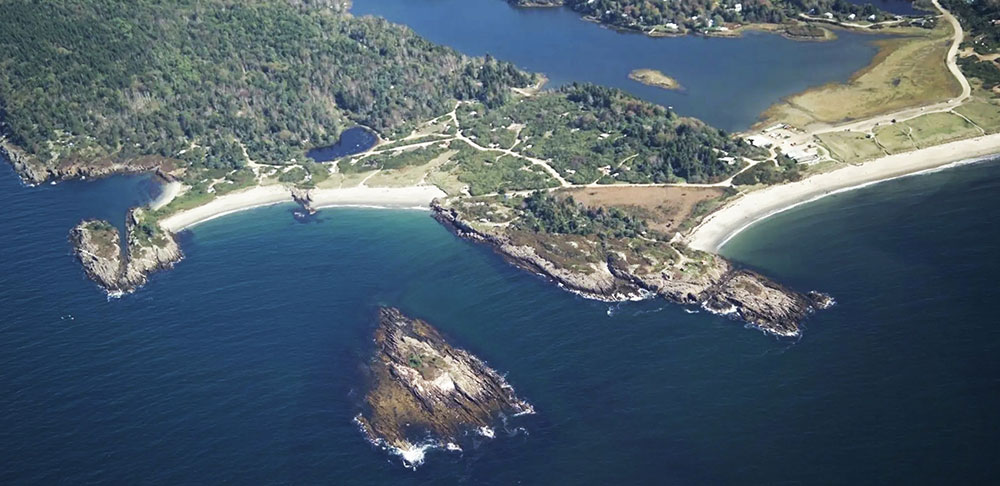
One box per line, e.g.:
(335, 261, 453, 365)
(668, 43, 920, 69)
(2, 153, 1000, 483)
(352, 0, 885, 132)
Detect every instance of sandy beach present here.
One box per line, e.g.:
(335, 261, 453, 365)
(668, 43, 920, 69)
(686, 133, 1000, 252)
(159, 184, 446, 232)
(149, 181, 182, 211)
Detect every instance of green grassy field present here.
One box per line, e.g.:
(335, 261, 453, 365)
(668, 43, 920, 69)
(954, 100, 1000, 133)
(873, 124, 918, 154)
(904, 112, 981, 148)
(816, 131, 885, 163)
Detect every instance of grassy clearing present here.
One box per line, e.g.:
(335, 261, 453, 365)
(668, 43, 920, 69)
(760, 24, 961, 129)
(954, 100, 1000, 133)
(312, 171, 370, 189)
(903, 112, 981, 148)
(816, 131, 885, 163)
(873, 123, 918, 154)
(562, 185, 724, 236)
(425, 170, 467, 196)
(365, 150, 456, 188)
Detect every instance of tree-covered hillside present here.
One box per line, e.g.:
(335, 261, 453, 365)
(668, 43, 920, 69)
(0, 0, 760, 191)
(0, 0, 531, 172)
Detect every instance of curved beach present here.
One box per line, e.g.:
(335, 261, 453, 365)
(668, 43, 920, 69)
(687, 133, 1000, 252)
(159, 184, 446, 232)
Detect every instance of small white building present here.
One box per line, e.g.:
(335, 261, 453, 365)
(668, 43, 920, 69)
(823, 12, 834, 19)
(848, 13, 856, 20)
(734, 3, 742, 13)
(868, 14, 877, 21)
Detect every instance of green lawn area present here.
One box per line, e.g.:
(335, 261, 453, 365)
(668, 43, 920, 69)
(816, 131, 885, 163)
(954, 100, 1000, 134)
(903, 112, 981, 148)
(873, 124, 917, 154)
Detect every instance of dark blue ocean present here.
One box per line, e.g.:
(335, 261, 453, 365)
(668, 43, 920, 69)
(2, 152, 1000, 483)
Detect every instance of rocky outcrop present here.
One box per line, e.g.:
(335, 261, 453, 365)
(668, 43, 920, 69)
(290, 187, 316, 214)
(1, 138, 171, 186)
(70, 208, 183, 295)
(432, 201, 832, 337)
(357, 307, 532, 464)
(432, 202, 647, 302)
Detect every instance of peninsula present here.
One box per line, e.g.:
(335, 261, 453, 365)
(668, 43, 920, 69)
(356, 307, 532, 466)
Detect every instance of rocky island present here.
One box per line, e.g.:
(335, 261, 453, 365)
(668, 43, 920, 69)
(356, 307, 532, 465)
(70, 209, 182, 296)
(629, 69, 682, 91)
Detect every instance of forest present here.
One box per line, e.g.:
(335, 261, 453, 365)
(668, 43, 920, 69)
(458, 83, 761, 184)
(516, 191, 648, 239)
(0, 0, 762, 193)
(0, 0, 532, 172)
(944, 0, 1000, 54)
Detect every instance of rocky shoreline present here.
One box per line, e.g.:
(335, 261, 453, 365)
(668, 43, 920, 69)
(70, 208, 183, 295)
(356, 307, 532, 466)
(1, 138, 172, 186)
(432, 201, 832, 337)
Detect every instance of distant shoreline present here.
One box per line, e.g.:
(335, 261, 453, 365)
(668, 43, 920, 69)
(685, 134, 1000, 252)
(158, 185, 446, 232)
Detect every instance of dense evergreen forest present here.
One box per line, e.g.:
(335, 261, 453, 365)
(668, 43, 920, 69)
(509, 0, 912, 32)
(0, 0, 532, 171)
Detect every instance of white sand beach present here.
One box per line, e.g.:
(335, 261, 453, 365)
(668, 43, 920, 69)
(158, 184, 446, 232)
(149, 181, 182, 211)
(686, 133, 1000, 252)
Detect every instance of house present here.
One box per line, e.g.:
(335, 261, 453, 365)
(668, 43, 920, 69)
(848, 13, 856, 20)
(868, 14, 877, 21)
(823, 12, 834, 19)
(734, 3, 742, 13)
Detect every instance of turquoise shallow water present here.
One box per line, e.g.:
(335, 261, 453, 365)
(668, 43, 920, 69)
(1, 155, 1000, 483)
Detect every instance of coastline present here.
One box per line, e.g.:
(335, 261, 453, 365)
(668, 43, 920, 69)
(158, 184, 446, 232)
(686, 133, 1000, 252)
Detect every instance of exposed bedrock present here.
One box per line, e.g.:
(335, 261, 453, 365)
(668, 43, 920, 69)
(70, 208, 182, 295)
(357, 307, 532, 462)
(432, 201, 832, 337)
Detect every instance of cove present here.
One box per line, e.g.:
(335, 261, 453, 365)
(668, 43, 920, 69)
(353, 0, 886, 132)
(306, 126, 378, 162)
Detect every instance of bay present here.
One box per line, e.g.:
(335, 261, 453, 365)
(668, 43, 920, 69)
(1, 155, 999, 483)
(352, 0, 885, 132)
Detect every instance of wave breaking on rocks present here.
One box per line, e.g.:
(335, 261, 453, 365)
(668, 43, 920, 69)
(356, 307, 532, 468)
